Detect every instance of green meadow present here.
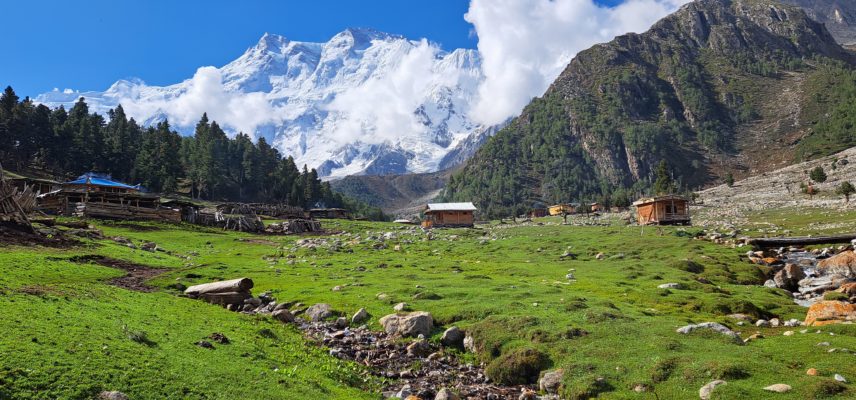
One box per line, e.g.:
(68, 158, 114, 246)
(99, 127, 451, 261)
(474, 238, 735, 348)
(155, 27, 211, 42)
(1, 216, 854, 399)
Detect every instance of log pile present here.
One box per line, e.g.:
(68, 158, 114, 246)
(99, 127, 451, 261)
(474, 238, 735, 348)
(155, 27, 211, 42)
(0, 164, 35, 231)
(185, 278, 254, 308)
(73, 202, 182, 222)
(265, 218, 322, 234)
(218, 203, 304, 219)
(216, 211, 265, 232)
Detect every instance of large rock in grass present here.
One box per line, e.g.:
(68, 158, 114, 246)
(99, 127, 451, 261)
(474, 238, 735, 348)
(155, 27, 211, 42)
(184, 278, 254, 297)
(817, 251, 856, 278)
(440, 326, 464, 348)
(305, 303, 334, 322)
(774, 264, 805, 291)
(677, 322, 743, 345)
(379, 311, 433, 338)
(98, 392, 129, 400)
(804, 301, 856, 326)
(699, 380, 726, 400)
(539, 369, 564, 394)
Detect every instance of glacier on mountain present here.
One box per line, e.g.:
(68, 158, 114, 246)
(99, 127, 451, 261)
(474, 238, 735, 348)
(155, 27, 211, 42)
(36, 28, 489, 178)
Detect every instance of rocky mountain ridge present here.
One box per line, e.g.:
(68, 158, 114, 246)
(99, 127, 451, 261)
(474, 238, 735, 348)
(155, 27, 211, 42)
(444, 0, 856, 217)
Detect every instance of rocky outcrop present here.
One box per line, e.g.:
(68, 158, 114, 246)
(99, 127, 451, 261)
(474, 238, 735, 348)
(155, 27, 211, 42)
(444, 0, 856, 216)
(817, 250, 856, 278)
(804, 300, 856, 326)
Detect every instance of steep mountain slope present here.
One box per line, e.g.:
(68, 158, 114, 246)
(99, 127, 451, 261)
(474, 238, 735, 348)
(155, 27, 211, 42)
(330, 169, 454, 216)
(444, 0, 856, 217)
(36, 29, 489, 178)
(783, 0, 856, 44)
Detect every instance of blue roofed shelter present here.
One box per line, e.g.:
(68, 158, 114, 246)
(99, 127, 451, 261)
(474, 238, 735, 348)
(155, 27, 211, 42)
(37, 173, 179, 221)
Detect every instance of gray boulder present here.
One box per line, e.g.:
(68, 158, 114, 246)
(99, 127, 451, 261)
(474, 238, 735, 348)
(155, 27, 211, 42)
(99, 391, 129, 400)
(440, 326, 464, 348)
(379, 311, 433, 338)
(305, 303, 334, 322)
(271, 308, 294, 323)
(774, 264, 806, 291)
(699, 380, 726, 400)
(677, 322, 743, 345)
(351, 308, 369, 324)
(539, 369, 564, 394)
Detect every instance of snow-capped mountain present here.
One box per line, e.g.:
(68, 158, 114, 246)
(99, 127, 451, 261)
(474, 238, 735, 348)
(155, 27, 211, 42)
(36, 28, 489, 178)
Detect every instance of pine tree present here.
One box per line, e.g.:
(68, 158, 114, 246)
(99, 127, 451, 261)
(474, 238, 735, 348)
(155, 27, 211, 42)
(653, 160, 675, 195)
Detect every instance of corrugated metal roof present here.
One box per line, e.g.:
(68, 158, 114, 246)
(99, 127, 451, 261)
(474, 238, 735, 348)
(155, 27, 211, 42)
(65, 176, 139, 190)
(426, 202, 477, 211)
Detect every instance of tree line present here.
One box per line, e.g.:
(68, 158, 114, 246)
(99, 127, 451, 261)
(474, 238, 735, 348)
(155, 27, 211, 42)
(0, 86, 385, 219)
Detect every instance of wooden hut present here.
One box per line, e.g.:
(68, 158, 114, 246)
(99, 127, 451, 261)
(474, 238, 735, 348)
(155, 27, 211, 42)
(548, 204, 576, 216)
(37, 174, 177, 221)
(422, 202, 477, 228)
(633, 195, 690, 225)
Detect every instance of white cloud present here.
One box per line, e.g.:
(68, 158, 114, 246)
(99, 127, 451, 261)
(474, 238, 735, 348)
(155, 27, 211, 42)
(325, 39, 447, 145)
(119, 66, 279, 139)
(465, 0, 692, 126)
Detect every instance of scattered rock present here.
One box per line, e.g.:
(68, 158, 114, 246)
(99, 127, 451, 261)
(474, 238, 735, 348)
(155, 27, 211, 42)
(783, 331, 794, 336)
(595, 252, 605, 260)
(835, 374, 847, 383)
(756, 319, 771, 327)
(518, 388, 537, 400)
(195, 340, 214, 349)
(539, 369, 564, 394)
(352, 308, 369, 324)
(305, 303, 334, 322)
(804, 301, 856, 326)
(699, 380, 726, 400)
(763, 384, 792, 393)
(272, 309, 294, 323)
(677, 322, 743, 345)
(774, 264, 806, 291)
(334, 317, 348, 329)
(98, 391, 129, 400)
(434, 388, 459, 400)
(394, 302, 410, 312)
(406, 338, 431, 358)
(463, 333, 476, 353)
(209, 332, 229, 344)
(658, 283, 684, 290)
(141, 241, 158, 252)
(440, 326, 464, 348)
(379, 311, 433, 338)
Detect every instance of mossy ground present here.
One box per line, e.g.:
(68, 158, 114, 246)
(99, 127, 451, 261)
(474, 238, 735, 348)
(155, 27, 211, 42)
(1, 215, 854, 399)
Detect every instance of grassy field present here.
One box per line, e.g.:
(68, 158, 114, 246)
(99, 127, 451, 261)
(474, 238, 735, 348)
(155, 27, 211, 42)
(1, 216, 854, 399)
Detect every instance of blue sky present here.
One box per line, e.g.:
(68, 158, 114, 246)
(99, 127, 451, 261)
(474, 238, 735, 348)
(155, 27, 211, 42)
(2, 0, 623, 97)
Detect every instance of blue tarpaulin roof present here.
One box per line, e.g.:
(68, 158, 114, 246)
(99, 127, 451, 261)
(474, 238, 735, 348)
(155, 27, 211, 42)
(65, 174, 139, 190)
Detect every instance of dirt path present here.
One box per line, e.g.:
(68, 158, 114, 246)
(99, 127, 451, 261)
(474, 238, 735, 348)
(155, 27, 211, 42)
(69, 255, 166, 292)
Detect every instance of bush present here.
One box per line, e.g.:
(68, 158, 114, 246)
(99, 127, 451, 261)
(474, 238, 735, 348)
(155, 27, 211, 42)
(650, 358, 678, 383)
(485, 348, 551, 385)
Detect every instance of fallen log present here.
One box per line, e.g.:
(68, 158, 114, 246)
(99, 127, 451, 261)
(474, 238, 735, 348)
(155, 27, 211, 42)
(199, 291, 251, 306)
(185, 278, 254, 297)
(749, 234, 856, 249)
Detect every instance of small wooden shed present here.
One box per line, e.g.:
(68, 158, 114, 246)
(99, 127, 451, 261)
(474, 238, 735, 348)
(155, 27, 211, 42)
(530, 208, 548, 218)
(633, 195, 690, 225)
(422, 202, 477, 228)
(548, 204, 577, 216)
